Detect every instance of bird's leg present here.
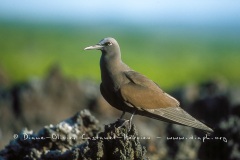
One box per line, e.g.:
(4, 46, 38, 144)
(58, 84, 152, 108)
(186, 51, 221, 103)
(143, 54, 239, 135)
(128, 110, 136, 131)
(117, 111, 129, 128)
(119, 111, 125, 119)
(117, 110, 136, 132)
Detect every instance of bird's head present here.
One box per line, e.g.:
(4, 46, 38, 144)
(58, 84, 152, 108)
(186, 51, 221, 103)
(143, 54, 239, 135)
(84, 37, 120, 55)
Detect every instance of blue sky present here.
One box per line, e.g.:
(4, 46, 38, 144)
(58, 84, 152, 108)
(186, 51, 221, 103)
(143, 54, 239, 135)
(1, 0, 240, 26)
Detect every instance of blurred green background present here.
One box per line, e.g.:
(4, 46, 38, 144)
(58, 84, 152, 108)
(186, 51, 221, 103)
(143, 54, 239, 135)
(0, 1, 240, 89)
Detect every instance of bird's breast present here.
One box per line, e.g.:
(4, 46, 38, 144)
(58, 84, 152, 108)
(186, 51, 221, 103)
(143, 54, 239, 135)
(100, 56, 129, 91)
(101, 73, 123, 91)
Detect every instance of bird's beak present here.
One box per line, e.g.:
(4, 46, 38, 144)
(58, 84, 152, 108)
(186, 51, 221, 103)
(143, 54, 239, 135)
(84, 44, 103, 50)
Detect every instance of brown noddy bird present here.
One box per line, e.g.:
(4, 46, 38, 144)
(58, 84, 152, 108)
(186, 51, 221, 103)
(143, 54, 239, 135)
(84, 37, 213, 133)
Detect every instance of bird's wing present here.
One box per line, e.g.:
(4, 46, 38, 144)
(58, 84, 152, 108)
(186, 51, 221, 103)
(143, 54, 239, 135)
(120, 71, 213, 133)
(120, 71, 180, 109)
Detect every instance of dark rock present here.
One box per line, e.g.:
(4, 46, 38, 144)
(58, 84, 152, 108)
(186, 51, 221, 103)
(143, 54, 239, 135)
(166, 124, 200, 160)
(231, 104, 240, 117)
(77, 119, 148, 160)
(189, 80, 230, 127)
(0, 110, 100, 160)
(1, 67, 240, 159)
(191, 94, 230, 126)
(198, 115, 240, 160)
(0, 65, 106, 149)
(0, 110, 148, 160)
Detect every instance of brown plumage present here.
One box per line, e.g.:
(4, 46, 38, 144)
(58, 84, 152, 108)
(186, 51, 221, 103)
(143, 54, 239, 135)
(84, 37, 213, 133)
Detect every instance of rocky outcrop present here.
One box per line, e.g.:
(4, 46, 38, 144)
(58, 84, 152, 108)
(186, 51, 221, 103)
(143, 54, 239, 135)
(0, 66, 240, 159)
(0, 110, 148, 160)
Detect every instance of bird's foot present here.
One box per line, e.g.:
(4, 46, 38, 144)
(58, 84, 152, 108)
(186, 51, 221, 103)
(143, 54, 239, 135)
(117, 119, 132, 132)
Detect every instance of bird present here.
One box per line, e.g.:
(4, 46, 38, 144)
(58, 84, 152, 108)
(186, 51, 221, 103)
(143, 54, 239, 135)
(84, 37, 213, 134)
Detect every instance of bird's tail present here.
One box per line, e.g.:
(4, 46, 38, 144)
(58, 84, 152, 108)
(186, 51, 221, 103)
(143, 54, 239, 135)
(138, 107, 214, 134)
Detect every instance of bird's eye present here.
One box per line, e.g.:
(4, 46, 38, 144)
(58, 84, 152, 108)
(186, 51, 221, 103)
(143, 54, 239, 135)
(105, 42, 112, 46)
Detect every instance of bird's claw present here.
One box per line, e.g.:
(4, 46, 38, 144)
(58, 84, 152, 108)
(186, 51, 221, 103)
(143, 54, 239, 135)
(117, 119, 132, 132)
